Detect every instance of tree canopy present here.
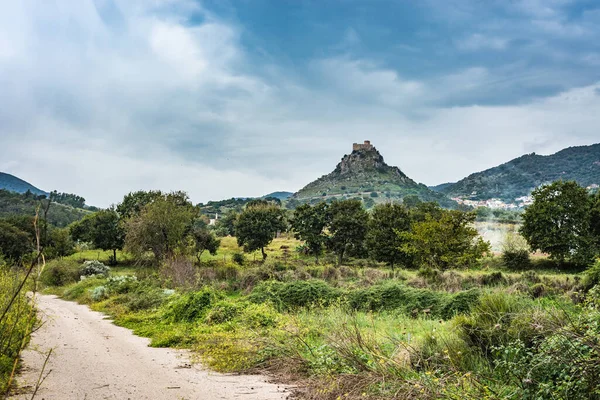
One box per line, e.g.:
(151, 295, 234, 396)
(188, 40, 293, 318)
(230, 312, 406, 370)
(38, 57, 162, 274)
(235, 202, 286, 260)
(520, 181, 596, 265)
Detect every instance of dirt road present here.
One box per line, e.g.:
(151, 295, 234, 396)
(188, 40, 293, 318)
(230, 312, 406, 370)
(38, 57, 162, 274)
(11, 295, 290, 400)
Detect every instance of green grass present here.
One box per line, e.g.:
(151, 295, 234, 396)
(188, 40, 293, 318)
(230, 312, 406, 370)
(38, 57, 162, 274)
(42, 248, 598, 400)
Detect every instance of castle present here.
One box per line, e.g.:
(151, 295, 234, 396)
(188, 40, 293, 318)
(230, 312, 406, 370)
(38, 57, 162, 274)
(352, 140, 373, 151)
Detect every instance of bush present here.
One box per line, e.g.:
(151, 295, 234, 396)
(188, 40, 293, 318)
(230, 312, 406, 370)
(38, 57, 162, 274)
(249, 280, 341, 310)
(232, 252, 245, 266)
(80, 260, 110, 277)
(162, 288, 224, 322)
(348, 282, 479, 319)
(455, 292, 556, 357)
(502, 250, 531, 270)
(91, 286, 109, 301)
(479, 271, 506, 286)
(105, 275, 139, 294)
(40, 259, 80, 286)
(205, 300, 245, 325)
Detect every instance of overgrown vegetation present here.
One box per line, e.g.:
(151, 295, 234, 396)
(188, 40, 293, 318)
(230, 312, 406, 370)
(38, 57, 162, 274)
(4, 181, 600, 398)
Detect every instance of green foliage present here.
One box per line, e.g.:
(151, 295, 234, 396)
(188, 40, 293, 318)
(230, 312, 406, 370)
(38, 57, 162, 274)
(326, 199, 369, 265)
(40, 259, 80, 286)
(49, 190, 86, 208)
(0, 189, 88, 227)
(291, 202, 329, 263)
(162, 288, 224, 323)
(249, 280, 341, 310)
(191, 223, 220, 260)
(366, 203, 412, 269)
(441, 143, 600, 201)
(116, 190, 163, 219)
(71, 208, 124, 263)
(402, 209, 490, 270)
(232, 252, 246, 266)
(235, 202, 286, 260)
(520, 181, 596, 265)
(347, 282, 480, 319)
(0, 266, 36, 393)
(501, 231, 531, 269)
(0, 220, 33, 260)
(45, 227, 76, 258)
(124, 192, 198, 263)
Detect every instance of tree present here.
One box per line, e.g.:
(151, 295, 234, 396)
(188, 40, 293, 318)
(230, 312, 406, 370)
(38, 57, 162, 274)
(591, 191, 600, 249)
(326, 199, 369, 265)
(116, 190, 163, 219)
(366, 203, 412, 270)
(214, 210, 238, 237)
(235, 202, 286, 261)
(402, 195, 422, 209)
(46, 228, 75, 258)
(71, 208, 125, 263)
(124, 193, 197, 263)
(402, 210, 490, 270)
(191, 223, 221, 262)
(520, 181, 595, 265)
(291, 202, 329, 263)
(0, 221, 32, 261)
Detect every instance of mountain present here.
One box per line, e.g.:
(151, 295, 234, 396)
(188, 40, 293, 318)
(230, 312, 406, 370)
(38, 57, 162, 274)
(0, 172, 47, 196)
(292, 141, 455, 208)
(439, 143, 600, 201)
(262, 191, 293, 201)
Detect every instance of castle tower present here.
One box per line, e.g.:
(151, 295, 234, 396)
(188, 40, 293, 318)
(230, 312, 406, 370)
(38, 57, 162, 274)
(352, 140, 373, 151)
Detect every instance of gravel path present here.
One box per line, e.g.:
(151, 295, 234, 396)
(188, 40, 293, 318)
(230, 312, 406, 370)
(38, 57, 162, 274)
(11, 295, 290, 400)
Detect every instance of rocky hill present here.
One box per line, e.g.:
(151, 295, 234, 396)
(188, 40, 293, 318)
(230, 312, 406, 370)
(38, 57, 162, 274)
(436, 143, 600, 201)
(292, 141, 455, 208)
(0, 172, 47, 196)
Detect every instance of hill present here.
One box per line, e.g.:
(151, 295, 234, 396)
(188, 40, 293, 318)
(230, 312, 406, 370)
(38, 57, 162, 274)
(438, 143, 600, 201)
(291, 141, 455, 208)
(0, 172, 47, 196)
(0, 190, 89, 227)
(262, 191, 293, 201)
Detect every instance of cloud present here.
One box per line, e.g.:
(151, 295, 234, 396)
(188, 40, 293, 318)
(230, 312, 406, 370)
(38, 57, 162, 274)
(455, 33, 508, 51)
(1, 0, 600, 207)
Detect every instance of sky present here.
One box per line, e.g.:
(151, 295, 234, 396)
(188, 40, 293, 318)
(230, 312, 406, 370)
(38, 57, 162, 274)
(1, 0, 600, 207)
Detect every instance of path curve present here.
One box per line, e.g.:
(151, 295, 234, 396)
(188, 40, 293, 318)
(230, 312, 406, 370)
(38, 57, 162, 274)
(11, 295, 290, 400)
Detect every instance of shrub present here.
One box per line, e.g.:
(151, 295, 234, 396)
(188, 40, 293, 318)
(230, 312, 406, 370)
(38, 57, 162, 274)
(205, 300, 245, 325)
(162, 288, 224, 322)
(479, 271, 506, 286)
(348, 283, 478, 319)
(239, 303, 279, 328)
(125, 286, 169, 311)
(40, 259, 80, 286)
(91, 286, 109, 301)
(502, 249, 531, 270)
(232, 252, 245, 266)
(80, 260, 110, 277)
(249, 280, 341, 310)
(455, 292, 555, 357)
(106, 275, 139, 294)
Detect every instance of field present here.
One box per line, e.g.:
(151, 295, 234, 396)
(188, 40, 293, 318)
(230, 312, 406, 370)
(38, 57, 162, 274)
(38, 234, 598, 400)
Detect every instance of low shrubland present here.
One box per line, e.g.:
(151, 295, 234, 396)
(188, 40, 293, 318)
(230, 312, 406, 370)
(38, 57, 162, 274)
(38, 246, 599, 399)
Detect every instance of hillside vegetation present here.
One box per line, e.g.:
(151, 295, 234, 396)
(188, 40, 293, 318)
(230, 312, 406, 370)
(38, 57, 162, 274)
(0, 190, 89, 227)
(438, 143, 600, 201)
(292, 144, 455, 208)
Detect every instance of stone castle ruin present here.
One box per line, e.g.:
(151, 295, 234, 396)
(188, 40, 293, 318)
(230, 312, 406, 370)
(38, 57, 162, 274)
(352, 140, 373, 151)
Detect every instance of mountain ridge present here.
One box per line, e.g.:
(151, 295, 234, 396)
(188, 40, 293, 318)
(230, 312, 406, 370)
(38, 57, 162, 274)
(438, 143, 600, 201)
(0, 172, 48, 196)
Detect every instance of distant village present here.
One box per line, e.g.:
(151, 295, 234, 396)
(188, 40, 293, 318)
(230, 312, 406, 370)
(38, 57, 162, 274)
(452, 184, 600, 210)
